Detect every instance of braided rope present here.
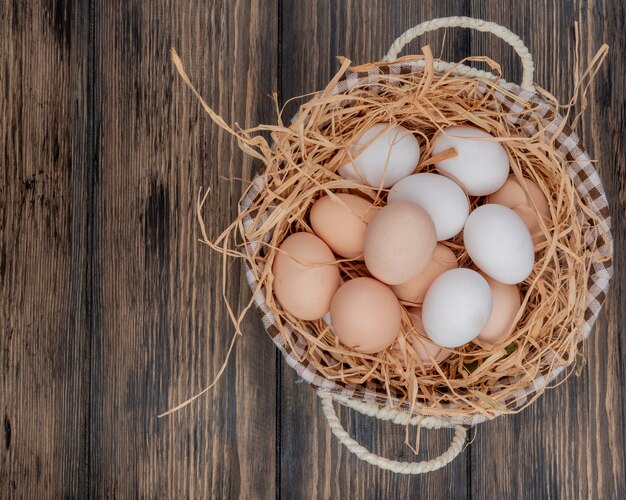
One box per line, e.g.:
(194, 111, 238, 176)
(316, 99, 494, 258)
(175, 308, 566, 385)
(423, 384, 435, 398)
(329, 392, 448, 428)
(318, 390, 468, 474)
(385, 16, 535, 91)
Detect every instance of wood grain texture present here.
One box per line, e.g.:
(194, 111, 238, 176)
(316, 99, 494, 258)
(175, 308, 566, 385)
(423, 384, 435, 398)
(1, 0, 624, 498)
(0, 1, 91, 498)
(93, 0, 278, 498)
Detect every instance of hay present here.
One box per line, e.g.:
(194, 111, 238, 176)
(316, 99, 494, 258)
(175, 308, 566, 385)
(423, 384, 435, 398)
(167, 44, 610, 419)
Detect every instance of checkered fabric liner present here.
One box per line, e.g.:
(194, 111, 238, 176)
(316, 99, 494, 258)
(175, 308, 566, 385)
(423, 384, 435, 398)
(239, 61, 613, 427)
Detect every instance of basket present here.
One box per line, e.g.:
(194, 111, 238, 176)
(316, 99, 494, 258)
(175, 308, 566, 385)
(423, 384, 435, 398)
(234, 17, 613, 473)
(166, 17, 613, 474)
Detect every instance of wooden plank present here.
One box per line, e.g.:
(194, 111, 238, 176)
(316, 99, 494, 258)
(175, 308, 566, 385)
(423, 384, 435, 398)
(0, 1, 91, 497)
(278, 2, 473, 498)
(468, 1, 626, 498)
(92, 1, 278, 497)
(3, 1, 623, 496)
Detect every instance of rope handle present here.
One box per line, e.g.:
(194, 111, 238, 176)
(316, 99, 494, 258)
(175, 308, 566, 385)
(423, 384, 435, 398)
(385, 16, 535, 92)
(318, 390, 467, 474)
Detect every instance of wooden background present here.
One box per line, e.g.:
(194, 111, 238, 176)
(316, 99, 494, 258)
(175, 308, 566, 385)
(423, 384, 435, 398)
(1, 1, 624, 498)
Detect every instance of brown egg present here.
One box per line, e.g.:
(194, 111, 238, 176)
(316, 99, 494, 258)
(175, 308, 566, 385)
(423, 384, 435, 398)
(405, 308, 450, 367)
(330, 277, 401, 354)
(363, 201, 437, 285)
(477, 274, 522, 344)
(272, 232, 340, 320)
(391, 244, 457, 304)
(487, 175, 550, 245)
(310, 193, 378, 259)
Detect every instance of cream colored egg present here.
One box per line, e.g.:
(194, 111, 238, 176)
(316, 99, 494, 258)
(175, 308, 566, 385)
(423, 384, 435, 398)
(487, 175, 550, 245)
(272, 232, 340, 320)
(463, 204, 535, 285)
(330, 277, 401, 354)
(477, 274, 522, 344)
(391, 244, 457, 304)
(364, 201, 437, 285)
(338, 124, 420, 188)
(310, 193, 378, 259)
(432, 125, 510, 196)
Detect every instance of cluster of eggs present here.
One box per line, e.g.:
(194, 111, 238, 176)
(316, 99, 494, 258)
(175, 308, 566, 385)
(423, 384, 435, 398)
(272, 123, 550, 365)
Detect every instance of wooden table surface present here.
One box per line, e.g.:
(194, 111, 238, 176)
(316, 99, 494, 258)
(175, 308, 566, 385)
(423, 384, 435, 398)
(1, 1, 625, 498)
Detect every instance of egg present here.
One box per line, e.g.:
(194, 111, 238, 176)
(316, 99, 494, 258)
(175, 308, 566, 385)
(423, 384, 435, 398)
(422, 268, 493, 348)
(432, 125, 510, 196)
(391, 244, 457, 304)
(309, 193, 378, 259)
(388, 173, 469, 240)
(487, 175, 550, 245)
(330, 277, 401, 353)
(477, 275, 522, 344)
(338, 123, 420, 188)
(322, 311, 332, 327)
(363, 201, 437, 285)
(406, 308, 450, 367)
(272, 232, 340, 320)
(463, 204, 535, 284)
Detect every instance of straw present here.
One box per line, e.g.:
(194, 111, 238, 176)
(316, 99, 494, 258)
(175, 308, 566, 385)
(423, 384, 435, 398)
(166, 45, 610, 419)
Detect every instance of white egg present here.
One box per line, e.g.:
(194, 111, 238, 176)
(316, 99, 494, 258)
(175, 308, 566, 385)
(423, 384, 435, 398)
(432, 125, 509, 196)
(464, 204, 535, 284)
(388, 173, 469, 240)
(422, 268, 492, 348)
(338, 124, 420, 188)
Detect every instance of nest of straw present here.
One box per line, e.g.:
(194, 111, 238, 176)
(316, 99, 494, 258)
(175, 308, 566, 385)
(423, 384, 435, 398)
(175, 47, 611, 419)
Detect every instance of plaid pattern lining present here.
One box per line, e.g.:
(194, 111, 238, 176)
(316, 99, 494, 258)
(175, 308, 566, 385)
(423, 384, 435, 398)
(239, 62, 613, 427)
